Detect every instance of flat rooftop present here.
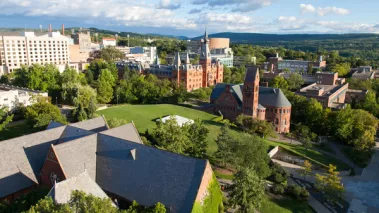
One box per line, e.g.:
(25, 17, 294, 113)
(299, 83, 346, 97)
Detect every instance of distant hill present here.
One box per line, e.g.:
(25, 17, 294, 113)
(191, 32, 379, 44)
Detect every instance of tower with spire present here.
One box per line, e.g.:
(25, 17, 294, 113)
(200, 30, 212, 87)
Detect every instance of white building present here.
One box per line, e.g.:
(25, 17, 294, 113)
(101, 38, 117, 48)
(0, 31, 71, 75)
(116, 46, 157, 64)
(158, 115, 194, 127)
(0, 84, 48, 111)
(211, 48, 233, 67)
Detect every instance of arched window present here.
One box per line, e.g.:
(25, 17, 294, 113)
(275, 118, 279, 125)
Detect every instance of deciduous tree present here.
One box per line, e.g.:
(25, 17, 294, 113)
(315, 164, 344, 204)
(97, 69, 115, 104)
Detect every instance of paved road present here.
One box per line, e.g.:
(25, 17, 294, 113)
(343, 143, 379, 213)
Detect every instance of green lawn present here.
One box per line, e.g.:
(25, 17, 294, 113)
(0, 121, 41, 141)
(260, 195, 315, 213)
(266, 141, 351, 171)
(99, 104, 234, 154)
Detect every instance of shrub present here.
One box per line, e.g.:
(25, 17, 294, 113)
(286, 185, 309, 201)
(271, 184, 285, 195)
(107, 118, 128, 128)
(267, 162, 289, 185)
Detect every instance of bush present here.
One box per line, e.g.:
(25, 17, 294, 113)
(286, 185, 309, 201)
(271, 184, 285, 195)
(107, 118, 128, 128)
(267, 162, 289, 185)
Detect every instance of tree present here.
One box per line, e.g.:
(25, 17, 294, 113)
(299, 160, 312, 181)
(270, 76, 288, 90)
(235, 115, 275, 138)
(229, 168, 265, 212)
(61, 84, 97, 108)
(25, 190, 166, 213)
(60, 67, 81, 85)
(315, 164, 344, 204)
(186, 119, 209, 159)
(99, 46, 125, 62)
(286, 73, 304, 90)
(86, 97, 98, 119)
(97, 69, 116, 103)
(0, 107, 13, 132)
(25, 101, 67, 128)
(331, 63, 350, 77)
(152, 117, 190, 154)
(357, 91, 379, 117)
(13, 64, 60, 92)
(267, 162, 289, 186)
(71, 103, 88, 122)
(107, 118, 128, 128)
(215, 125, 234, 167)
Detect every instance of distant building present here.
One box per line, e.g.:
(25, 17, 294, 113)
(101, 37, 116, 47)
(69, 30, 91, 63)
(265, 54, 326, 73)
(71, 31, 91, 50)
(0, 83, 48, 111)
(233, 55, 256, 67)
(0, 117, 218, 213)
(345, 89, 369, 105)
(351, 66, 375, 80)
(186, 37, 230, 53)
(296, 72, 348, 109)
(211, 48, 233, 67)
(0, 31, 71, 75)
(210, 66, 292, 133)
(116, 46, 157, 64)
(146, 31, 223, 91)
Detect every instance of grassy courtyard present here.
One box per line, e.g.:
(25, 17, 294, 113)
(0, 121, 41, 141)
(99, 104, 232, 154)
(260, 195, 315, 213)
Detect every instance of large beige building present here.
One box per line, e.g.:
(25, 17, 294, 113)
(0, 31, 71, 75)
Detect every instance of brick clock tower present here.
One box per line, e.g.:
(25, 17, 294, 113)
(200, 30, 211, 87)
(242, 67, 260, 118)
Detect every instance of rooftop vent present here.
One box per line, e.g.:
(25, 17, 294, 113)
(130, 149, 136, 160)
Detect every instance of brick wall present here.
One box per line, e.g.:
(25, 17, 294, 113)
(264, 106, 291, 133)
(40, 145, 67, 188)
(195, 161, 213, 203)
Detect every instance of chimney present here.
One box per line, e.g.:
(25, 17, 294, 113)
(276, 53, 279, 58)
(61, 24, 65, 35)
(49, 24, 52, 33)
(130, 149, 136, 160)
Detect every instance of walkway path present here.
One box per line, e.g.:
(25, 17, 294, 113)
(328, 143, 363, 175)
(343, 142, 379, 213)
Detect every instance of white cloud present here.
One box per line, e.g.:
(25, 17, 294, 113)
(300, 4, 350, 16)
(300, 4, 316, 14)
(191, 0, 275, 12)
(195, 12, 260, 32)
(156, 0, 181, 10)
(317, 21, 378, 32)
(317, 7, 350, 16)
(275, 16, 307, 30)
(0, 0, 195, 30)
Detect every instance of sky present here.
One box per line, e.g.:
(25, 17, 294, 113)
(0, 0, 379, 37)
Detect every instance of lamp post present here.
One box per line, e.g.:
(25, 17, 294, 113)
(127, 34, 130, 47)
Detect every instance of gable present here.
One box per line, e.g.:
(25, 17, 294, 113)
(40, 145, 67, 187)
(96, 134, 207, 213)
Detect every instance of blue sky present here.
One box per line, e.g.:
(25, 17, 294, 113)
(0, 0, 378, 37)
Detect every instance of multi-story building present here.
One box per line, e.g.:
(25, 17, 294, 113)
(0, 31, 70, 75)
(146, 31, 223, 91)
(264, 54, 326, 73)
(71, 31, 91, 50)
(296, 72, 348, 109)
(0, 117, 220, 213)
(351, 66, 376, 80)
(233, 55, 256, 67)
(116, 46, 157, 64)
(186, 37, 230, 53)
(211, 48, 233, 68)
(210, 66, 292, 133)
(102, 37, 116, 47)
(0, 83, 48, 111)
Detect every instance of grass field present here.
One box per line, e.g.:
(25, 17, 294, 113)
(0, 121, 41, 141)
(267, 141, 351, 171)
(260, 195, 315, 213)
(99, 104, 231, 154)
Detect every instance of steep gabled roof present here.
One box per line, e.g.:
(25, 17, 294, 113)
(99, 123, 143, 144)
(96, 134, 208, 213)
(0, 126, 66, 198)
(56, 125, 96, 145)
(47, 171, 111, 205)
(244, 66, 260, 82)
(53, 134, 98, 180)
(211, 84, 291, 108)
(69, 116, 109, 132)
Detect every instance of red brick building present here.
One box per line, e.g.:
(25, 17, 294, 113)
(0, 117, 217, 213)
(146, 31, 223, 91)
(210, 66, 292, 133)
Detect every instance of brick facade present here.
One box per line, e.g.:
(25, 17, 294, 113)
(40, 145, 67, 188)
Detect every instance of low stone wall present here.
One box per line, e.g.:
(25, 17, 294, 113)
(268, 146, 279, 158)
